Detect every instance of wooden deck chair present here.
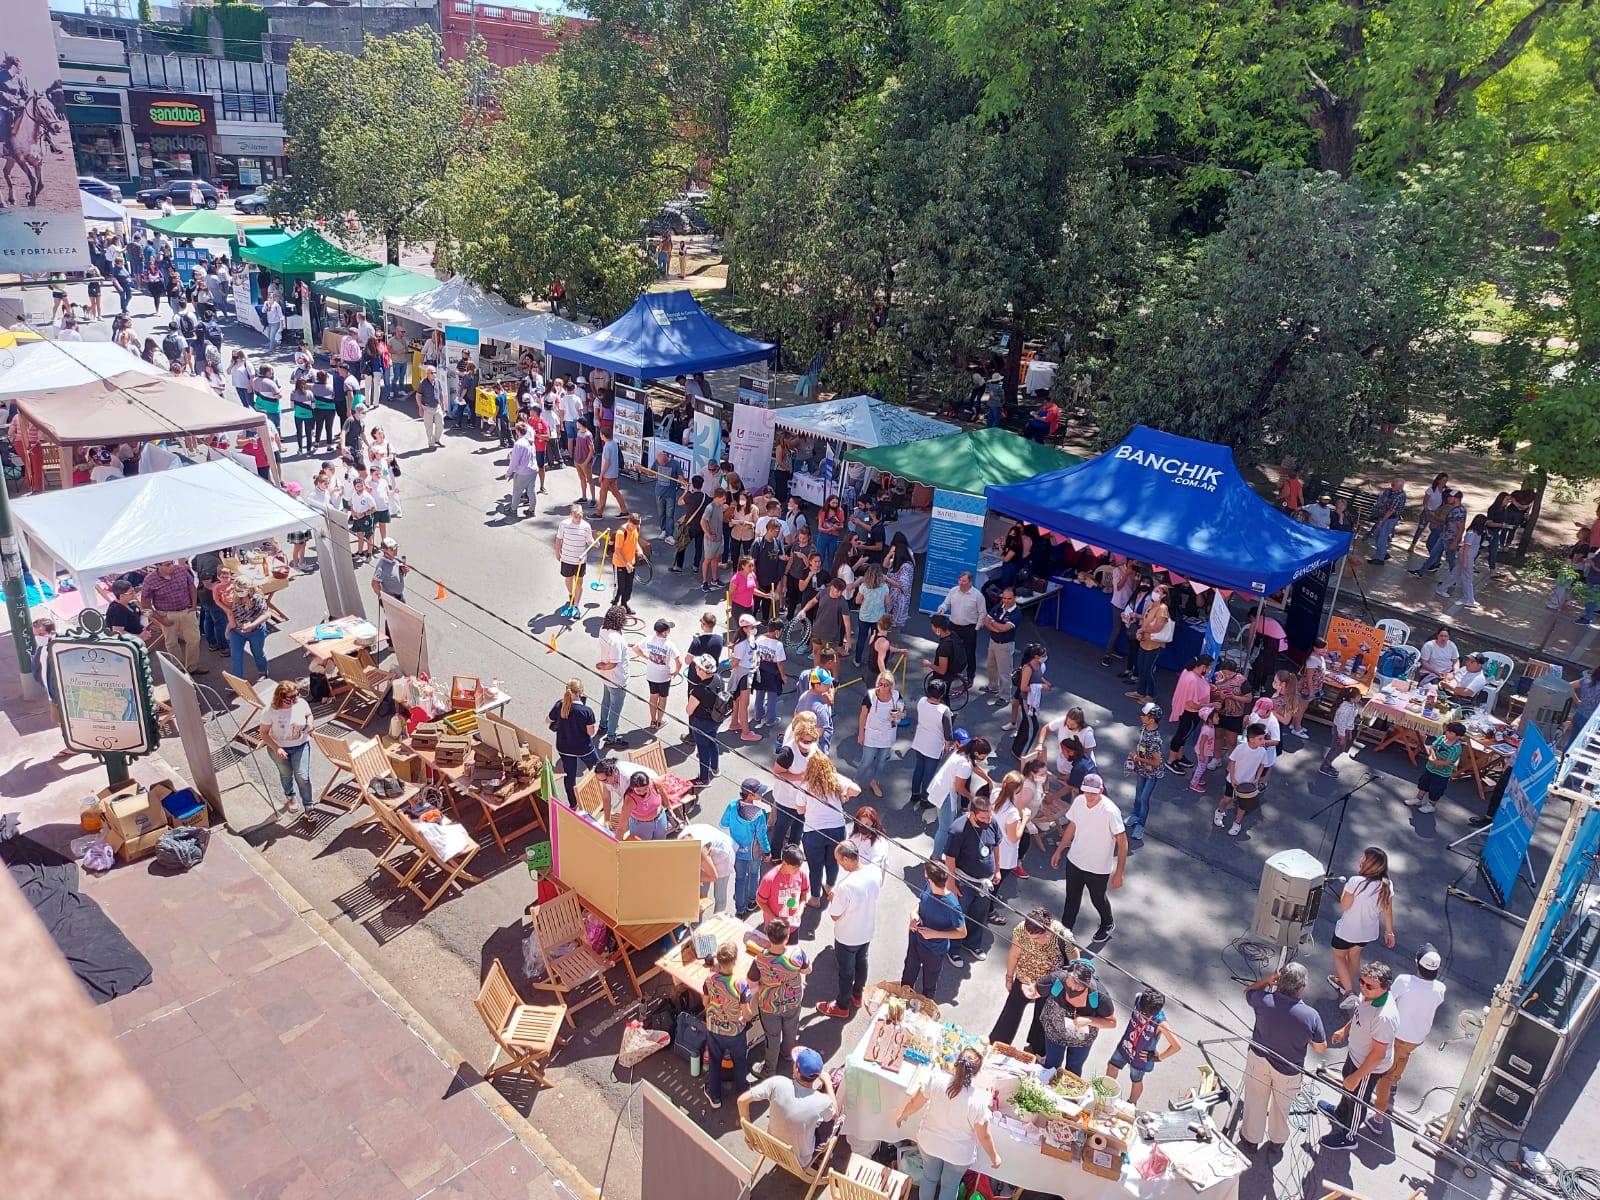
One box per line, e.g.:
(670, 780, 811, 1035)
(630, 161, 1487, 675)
(1506, 658, 1555, 723)
(310, 729, 364, 811)
(630, 739, 669, 776)
(742, 1118, 838, 1200)
(395, 806, 481, 911)
(828, 1154, 912, 1200)
(222, 671, 268, 748)
(527, 891, 617, 1026)
(328, 649, 395, 728)
(475, 959, 567, 1086)
(364, 785, 426, 891)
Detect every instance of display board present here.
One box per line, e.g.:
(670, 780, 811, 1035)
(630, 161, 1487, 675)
(1483, 726, 1560, 906)
(918, 488, 988, 614)
(549, 799, 701, 925)
(49, 636, 158, 755)
(736, 370, 770, 407)
(613, 381, 647, 477)
(1324, 615, 1385, 685)
(231, 261, 263, 332)
(692, 406, 723, 484)
(729, 401, 775, 492)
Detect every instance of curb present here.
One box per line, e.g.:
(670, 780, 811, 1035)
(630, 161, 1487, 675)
(224, 829, 601, 1200)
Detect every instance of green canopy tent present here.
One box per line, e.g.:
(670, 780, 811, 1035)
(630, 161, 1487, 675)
(146, 208, 240, 238)
(842, 426, 1080, 495)
(315, 264, 438, 320)
(237, 229, 379, 275)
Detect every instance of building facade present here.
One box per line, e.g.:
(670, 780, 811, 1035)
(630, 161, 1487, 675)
(440, 1, 587, 70)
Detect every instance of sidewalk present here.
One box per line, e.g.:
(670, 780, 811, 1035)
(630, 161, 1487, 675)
(0, 669, 571, 1200)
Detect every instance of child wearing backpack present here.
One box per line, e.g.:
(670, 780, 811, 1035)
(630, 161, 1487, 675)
(1104, 989, 1182, 1103)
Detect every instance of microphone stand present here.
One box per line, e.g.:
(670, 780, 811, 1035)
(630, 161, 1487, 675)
(1311, 774, 1381, 878)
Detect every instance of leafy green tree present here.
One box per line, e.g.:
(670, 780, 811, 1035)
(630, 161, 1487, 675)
(277, 30, 487, 264)
(1100, 169, 1475, 479)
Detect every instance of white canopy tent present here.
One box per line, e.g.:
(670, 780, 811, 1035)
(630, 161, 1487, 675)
(12, 459, 333, 608)
(772, 394, 958, 448)
(78, 189, 127, 222)
(382, 274, 524, 331)
(0, 339, 162, 394)
(478, 310, 589, 350)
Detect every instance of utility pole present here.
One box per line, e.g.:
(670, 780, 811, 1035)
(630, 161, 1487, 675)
(0, 481, 42, 700)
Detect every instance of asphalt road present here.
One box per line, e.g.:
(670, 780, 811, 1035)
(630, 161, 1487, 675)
(26, 278, 1589, 1200)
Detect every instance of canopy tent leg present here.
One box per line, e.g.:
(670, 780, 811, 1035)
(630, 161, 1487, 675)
(1321, 557, 1347, 639)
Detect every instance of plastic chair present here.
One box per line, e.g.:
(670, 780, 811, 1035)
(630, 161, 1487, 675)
(475, 959, 567, 1086)
(1376, 618, 1411, 647)
(1477, 651, 1516, 716)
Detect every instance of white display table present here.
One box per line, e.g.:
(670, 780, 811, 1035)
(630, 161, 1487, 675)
(841, 1017, 1242, 1200)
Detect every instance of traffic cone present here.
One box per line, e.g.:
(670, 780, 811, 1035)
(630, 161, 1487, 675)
(546, 633, 559, 654)
(435, 580, 448, 600)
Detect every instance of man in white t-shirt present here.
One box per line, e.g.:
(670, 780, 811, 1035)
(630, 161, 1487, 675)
(1439, 654, 1487, 702)
(1049, 773, 1126, 944)
(1319, 961, 1401, 1150)
(817, 841, 883, 1017)
(1415, 628, 1459, 683)
(681, 822, 738, 914)
(554, 505, 595, 605)
(594, 607, 632, 749)
(1370, 945, 1447, 1125)
(1216, 723, 1271, 837)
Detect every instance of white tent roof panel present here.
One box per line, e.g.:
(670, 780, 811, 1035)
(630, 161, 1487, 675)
(13, 459, 325, 581)
(771, 395, 958, 448)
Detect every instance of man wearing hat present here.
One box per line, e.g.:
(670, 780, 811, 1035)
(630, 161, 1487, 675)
(1049, 771, 1127, 944)
(793, 668, 836, 753)
(1128, 702, 1165, 841)
(370, 538, 408, 603)
(342, 398, 368, 471)
(1369, 946, 1447, 1128)
(737, 1047, 838, 1165)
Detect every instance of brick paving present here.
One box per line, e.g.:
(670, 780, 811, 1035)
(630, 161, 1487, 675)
(0, 670, 567, 1200)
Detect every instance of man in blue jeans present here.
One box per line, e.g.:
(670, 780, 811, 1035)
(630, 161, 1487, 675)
(900, 863, 966, 1000)
(941, 795, 1001, 968)
(816, 841, 881, 1018)
(1127, 703, 1165, 840)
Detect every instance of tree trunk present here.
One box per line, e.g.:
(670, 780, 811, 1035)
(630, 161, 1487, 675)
(1518, 468, 1548, 562)
(385, 224, 401, 267)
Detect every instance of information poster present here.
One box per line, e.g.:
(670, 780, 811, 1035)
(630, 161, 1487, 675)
(443, 325, 476, 407)
(49, 639, 153, 754)
(231, 260, 262, 332)
(650, 437, 692, 487)
(613, 382, 647, 477)
(919, 489, 988, 614)
(172, 246, 205, 283)
(737, 371, 770, 407)
(1483, 725, 1559, 907)
(1325, 615, 1385, 684)
(730, 402, 775, 491)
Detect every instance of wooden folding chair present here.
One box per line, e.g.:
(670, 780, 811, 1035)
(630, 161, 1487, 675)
(630, 739, 669, 776)
(742, 1118, 838, 1200)
(395, 806, 481, 911)
(222, 671, 268, 748)
(475, 959, 567, 1086)
(829, 1154, 912, 1200)
(527, 890, 617, 1026)
(311, 729, 365, 811)
(1506, 658, 1555, 723)
(365, 785, 426, 890)
(328, 649, 395, 728)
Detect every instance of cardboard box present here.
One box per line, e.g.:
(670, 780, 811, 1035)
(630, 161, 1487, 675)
(103, 821, 167, 863)
(100, 784, 166, 839)
(160, 788, 210, 830)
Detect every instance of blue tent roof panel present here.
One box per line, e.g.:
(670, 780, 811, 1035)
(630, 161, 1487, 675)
(544, 289, 776, 378)
(984, 425, 1350, 595)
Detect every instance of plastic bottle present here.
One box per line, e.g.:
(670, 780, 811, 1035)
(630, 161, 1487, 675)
(79, 794, 103, 833)
(690, 1049, 702, 1077)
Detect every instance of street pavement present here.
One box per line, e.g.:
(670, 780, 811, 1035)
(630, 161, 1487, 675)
(12, 266, 1594, 1199)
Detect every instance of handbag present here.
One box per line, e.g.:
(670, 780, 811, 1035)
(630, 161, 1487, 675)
(673, 517, 693, 551)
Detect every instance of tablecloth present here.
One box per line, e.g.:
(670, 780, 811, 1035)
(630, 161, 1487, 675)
(1023, 360, 1059, 395)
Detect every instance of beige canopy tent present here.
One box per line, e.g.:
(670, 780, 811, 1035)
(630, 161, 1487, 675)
(9, 371, 279, 486)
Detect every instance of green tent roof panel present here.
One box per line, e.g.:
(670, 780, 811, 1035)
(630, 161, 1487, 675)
(239, 229, 379, 275)
(146, 209, 240, 238)
(842, 426, 1080, 495)
(317, 264, 439, 311)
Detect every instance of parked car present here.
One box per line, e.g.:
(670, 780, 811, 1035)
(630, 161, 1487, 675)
(136, 180, 224, 209)
(233, 189, 271, 215)
(77, 176, 123, 203)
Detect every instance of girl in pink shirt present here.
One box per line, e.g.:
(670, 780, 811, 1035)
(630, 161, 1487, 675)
(729, 555, 759, 627)
(1189, 707, 1221, 793)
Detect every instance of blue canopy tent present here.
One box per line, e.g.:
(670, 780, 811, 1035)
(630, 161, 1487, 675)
(543, 288, 776, 378)
(984, 425, 1350, 596)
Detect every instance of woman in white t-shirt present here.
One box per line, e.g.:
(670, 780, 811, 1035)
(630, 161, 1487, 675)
(1330, 847, 1395, 1005)
(727, 614, 760, 739)
(894, 1048, 1001, 1200)
(909, 678, 955, 806)
(799, 751, 859, 904)
(855, 672, 904, 798)
(993, 771, 1038, 891)
(1249, 697, 1282, 786)
(631, 621, 682, 729)
(259, 680, 315, 817)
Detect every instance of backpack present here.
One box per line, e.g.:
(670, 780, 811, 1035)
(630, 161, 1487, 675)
(177, 311, 196, 339)
(1377, 646, 1411, 679)
(161, 332, 185, 362)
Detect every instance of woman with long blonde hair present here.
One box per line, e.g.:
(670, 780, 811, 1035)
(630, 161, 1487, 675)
(547, 677, 598, 807)
(1329, 846, 1396, 1004)
(799, 751, 860, 905)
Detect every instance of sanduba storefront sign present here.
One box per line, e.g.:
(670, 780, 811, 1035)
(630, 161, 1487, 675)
(130, 90, 216, 134)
